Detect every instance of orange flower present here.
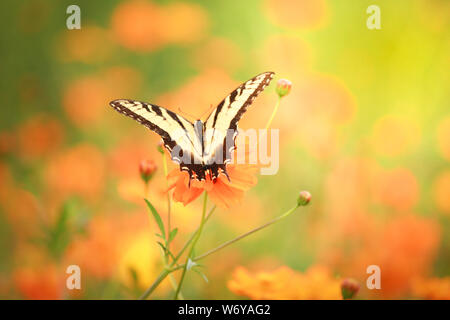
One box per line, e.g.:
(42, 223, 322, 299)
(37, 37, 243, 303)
(156, 68, 238, 117)
(62, 67, 142, 128)
(372, 167, 419, 212)
(264, 0, 328, 30)
(64, 216, 121, 279)
(44, 144, 106, 201)
(0, 131, 14, 155)
(111, 0, 208, 52)
(346, 214, 440, 299)
(62, 75, 112, 127)
(13, 265, 63, 300)
(228, 265, 341, 300)
(167, 162, 258, 208)
(411, 277, 450, 300)
(111, 0, 166, 51)
(1, 188, 40, 240)
(16, 114, 64, 159)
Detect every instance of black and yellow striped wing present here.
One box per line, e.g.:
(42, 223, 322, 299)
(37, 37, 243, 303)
(109, 99, 203, 174)
(202, 72, 274, 173)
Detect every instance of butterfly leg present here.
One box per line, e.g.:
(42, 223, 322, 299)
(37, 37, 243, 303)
(187, 168, 194, 188)
(221, 167, 231, 182)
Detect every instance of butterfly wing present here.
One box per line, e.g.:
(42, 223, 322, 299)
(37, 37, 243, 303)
(202, 72, 275, 179)
(109, 99, 204, 178)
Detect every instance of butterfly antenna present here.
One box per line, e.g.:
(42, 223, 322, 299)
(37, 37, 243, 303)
(177, 107, 197, 121)
(199, 104, 216, 121)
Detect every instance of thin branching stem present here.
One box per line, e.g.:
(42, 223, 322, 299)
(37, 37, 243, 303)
(173, 192, 208, 299)
(194, 204, 300, 261)
(139, 204, 216, 300)
(162, 152, 171, 246)
(138, 264, 184, 300)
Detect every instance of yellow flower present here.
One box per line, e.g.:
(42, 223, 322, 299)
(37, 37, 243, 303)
(412, 277, 450, 300)
(228, 265, 341, 300)
(117, 232, 161, 289)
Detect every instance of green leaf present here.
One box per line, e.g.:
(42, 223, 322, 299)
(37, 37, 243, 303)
(144, 199, 165, 240)
(168, 228, 178, 243)
(157, 241, 177, 262)
(193, 268, 209, 283)
(129, 267, 139, 287)
(157, 241, 167, 252)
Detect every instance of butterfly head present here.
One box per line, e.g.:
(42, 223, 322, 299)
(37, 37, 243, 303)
(194, 119, 203, 129)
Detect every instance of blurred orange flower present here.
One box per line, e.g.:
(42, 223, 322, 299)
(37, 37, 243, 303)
(372, 167, 419, 212)
(336, 214, 441, 299)
(167, 163, 258, 208)
(411, 277, 450, 300)
(157, 68, 238, 117)
(228, 265, 341, 300)
(62, 76, 112, 127)
(108, 136, 158, 179)
(1, 188, 40, 240)
(0, 131, 15, 155)
(433, 170, 450, 214)
(378, 215, 440, 298)
(13, 265, 63, 300)
(111, 0, 208, 52)
(65, 212, 155, 281)
(64, 216, 120, 279)
(63, 67, 142, 128)
(44, 144, 106, 201)
(111, 0, 165, 51)
(162, 2, 209, 44)
(264, 0, 328, 30)
(17, 114, 64, 159)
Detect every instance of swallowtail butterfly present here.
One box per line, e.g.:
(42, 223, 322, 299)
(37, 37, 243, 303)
(109, 71, 274, 185)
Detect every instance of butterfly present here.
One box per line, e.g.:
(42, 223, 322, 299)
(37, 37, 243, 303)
(109, 71, 274, 185)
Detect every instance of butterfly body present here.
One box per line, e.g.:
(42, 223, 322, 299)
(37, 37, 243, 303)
(109, 71, 274, 186)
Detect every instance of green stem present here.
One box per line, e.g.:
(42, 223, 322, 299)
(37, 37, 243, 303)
(194, 204, 300, 262)
(138, 205, 216, 300)
(265, 96, 281, 130)
(173, 192, 208, 299)
(172, 205, 216, 264)
(138, 265, 183, 300)
(162, 152, 171, 247)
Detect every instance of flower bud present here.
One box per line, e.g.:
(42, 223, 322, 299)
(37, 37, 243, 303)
(341, 278, 360, 300)
(139, 159, 157, 183)
(157, 140, 165, 154)
(276, 79, 292, 98)
(297, 191, 311, 206)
